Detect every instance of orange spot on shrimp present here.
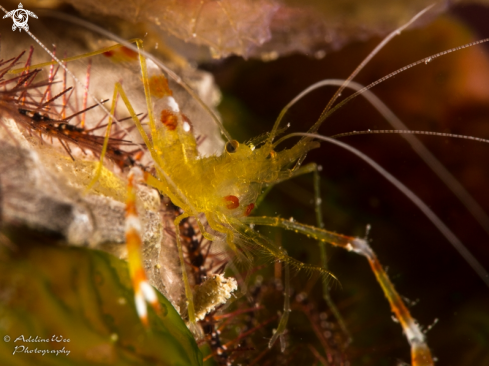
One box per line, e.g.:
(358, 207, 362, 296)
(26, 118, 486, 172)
(125, 201, 138, 217)
(103, 46, 138, 63)
(102, 50, 115, 58)
(160, 110, 178, 131)
(125, 230, 142, 252)
(127, 173, 134, 186)
(149, 75, 173, 98)
(224, 195, 240, 209)
(131, 266, 147, 287)
(133, 151, 144, 161)
(121, 46, 138, 59)
(244, 203, 255, 216)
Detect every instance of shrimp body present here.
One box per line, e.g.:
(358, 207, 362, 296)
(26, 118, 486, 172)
(149, 93, 318, 224)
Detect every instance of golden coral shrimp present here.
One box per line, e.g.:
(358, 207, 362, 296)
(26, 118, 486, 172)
(3, 4, 489, 365)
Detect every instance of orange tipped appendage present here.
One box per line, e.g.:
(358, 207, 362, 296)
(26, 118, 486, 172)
(350, 238, 434, 366)
(224, 195, 240, 209)
(242, 216, 434, 366)
(125, 169, 160, 326)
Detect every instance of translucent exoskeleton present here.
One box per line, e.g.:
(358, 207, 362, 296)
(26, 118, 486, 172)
(2, 4, 489, 366)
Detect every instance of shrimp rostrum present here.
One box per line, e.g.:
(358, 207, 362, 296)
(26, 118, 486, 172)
(15, 7, 489, 366)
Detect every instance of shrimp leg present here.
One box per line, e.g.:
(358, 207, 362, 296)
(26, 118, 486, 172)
(241, 215, 434, 366)
(125, 168, 161, 326)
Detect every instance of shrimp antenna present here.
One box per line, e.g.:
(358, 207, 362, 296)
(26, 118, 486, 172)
(268, 3, 436, 143)
(35, 9, 232, 143)
(273, 74, 489, 240)
(331, 129, 489, 144)
(318, 4, 435, 124)
(315, 37, 489, 131)
(278, 132, 489, 289)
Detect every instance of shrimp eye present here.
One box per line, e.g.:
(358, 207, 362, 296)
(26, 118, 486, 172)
(225, 140, 239, 153)
(224, 195, 240, 209)
(244, 203, 255, 216)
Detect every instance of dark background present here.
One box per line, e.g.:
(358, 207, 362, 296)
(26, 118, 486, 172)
(201, 4, 489, 365)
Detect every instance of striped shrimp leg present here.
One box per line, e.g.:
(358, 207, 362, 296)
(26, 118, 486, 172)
(125, 168, 161, 326)
(349, 237, 433, 366)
